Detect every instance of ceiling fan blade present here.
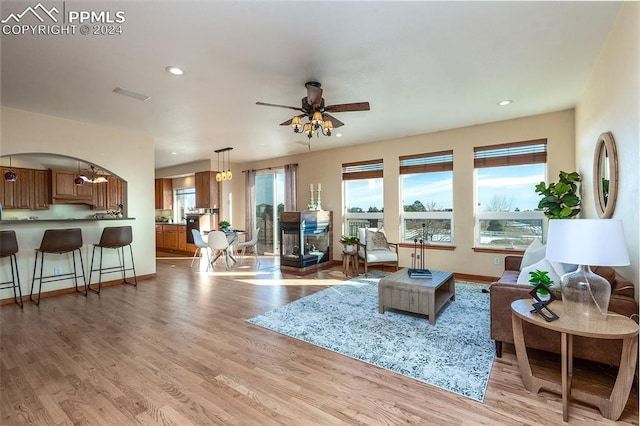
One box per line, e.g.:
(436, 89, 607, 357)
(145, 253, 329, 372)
(256, 101, 304, 112)
(279, 114, 305, 126)
(305, 82, 323, 108)
(324, 102, 370, 113)
(323, 113, 344, 128)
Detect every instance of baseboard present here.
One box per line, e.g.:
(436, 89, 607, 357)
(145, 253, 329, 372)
(0, 273, 156, 306)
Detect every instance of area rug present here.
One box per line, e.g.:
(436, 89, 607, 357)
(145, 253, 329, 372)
(246, 271, 494, 402)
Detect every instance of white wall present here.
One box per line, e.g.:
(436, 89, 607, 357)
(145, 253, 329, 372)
(575, 2, 639, 299)
(0, 107, 156, 298)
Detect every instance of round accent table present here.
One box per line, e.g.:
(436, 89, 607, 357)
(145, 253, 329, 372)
(511, 299, 638, 422)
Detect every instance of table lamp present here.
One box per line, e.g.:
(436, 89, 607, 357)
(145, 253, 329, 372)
(546, 219, 630, 321)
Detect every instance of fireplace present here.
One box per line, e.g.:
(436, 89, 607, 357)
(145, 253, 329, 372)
(280, 211, 333, 271)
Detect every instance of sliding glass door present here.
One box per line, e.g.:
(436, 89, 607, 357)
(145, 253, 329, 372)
(255, 169, 285, 255)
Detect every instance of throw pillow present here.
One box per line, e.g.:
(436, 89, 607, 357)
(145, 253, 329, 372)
(521, 238, 546, 270)
(516, 258, 562, 288)
(366, 230, 389, 251)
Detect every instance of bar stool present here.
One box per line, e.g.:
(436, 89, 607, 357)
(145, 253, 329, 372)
(30, 228, 87, 305)
(0, 230, 23, 308)
(89, 226, 137, 294)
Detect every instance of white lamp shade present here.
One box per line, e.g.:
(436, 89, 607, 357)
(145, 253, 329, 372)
(546, 219, 630, 266)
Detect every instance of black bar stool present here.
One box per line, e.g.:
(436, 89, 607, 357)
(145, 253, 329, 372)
(0, 230, 23, 308)
(89, 226, 137, 294)
(30, 228, 87, 305)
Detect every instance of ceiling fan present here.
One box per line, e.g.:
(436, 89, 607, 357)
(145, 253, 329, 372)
(256, 81, 370, 138)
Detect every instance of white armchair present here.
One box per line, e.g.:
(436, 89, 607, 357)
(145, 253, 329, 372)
(357, 228, 399, 276)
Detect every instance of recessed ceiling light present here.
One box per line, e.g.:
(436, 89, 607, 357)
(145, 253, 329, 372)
(336, 133, 342, 138)
(166, 66, 184, 76)
(497, 100, 513, 106)
(170, 152, 177, 155)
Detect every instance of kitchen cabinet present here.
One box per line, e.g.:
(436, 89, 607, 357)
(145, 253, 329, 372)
(195, 171, 219, 209)
(178, 225, 187, 251)
(156, 224, 179, 250)
(51, 169, 94, 204)
(155, 178, 173, 209)
(155, 224, 192, 253)
(93, 176, 124, 211)
(0, 167, 34, 209)
(33, 169, 51, 210)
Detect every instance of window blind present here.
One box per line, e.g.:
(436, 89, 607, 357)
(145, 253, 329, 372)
(342, 159, 383, 180)
(399, 150, 453, 174)
(474, 139, 547, 168)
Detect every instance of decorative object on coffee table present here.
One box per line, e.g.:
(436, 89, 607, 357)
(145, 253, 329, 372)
(546, 219, 630, 320)
(408, 224, 432, 278)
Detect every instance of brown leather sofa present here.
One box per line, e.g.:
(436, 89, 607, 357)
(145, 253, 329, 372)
(490, 255, 638, 366)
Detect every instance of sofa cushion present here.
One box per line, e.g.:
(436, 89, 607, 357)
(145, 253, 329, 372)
(521, 238, 545, 269)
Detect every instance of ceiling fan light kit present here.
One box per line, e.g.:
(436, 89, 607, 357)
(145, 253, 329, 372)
(257, 81, 370, 142)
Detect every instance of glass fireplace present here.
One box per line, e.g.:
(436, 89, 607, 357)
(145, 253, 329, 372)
(280, 211, 333, 270)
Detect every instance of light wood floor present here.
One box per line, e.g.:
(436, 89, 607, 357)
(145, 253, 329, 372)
(1, 256, 638, 425)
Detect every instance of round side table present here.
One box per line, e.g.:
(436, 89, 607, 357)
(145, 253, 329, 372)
(511, 299, 638, 422)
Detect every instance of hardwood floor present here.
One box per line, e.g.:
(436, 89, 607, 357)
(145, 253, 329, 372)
(1, 256, 638, 425)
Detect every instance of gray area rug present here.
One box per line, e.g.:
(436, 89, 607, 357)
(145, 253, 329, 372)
(247, 271, 494, 402)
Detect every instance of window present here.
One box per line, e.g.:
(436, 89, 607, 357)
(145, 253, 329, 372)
(474, 139, 546, 248)
(342, 159, 384, 236)
(174, 187, 195, 221)
(400, 151, 453, 244)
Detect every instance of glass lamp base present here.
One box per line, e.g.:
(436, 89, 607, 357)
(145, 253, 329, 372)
(560, 264, 611, 321)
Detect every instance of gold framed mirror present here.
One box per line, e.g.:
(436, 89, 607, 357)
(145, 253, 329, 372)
(593, 132, 618, 218)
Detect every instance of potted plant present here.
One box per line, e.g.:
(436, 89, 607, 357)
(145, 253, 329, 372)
(528, 269, 553, 300)
(534, 171, 581, 219)
(219, 220, 231, 231)
(340, 235, 359, 253)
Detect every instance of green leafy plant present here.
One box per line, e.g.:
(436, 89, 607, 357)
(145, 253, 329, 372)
(535, 171, 581, 219)
(528, 269, 553, 296)
(340, 235, 359, 244)
(218, 220, 231, 229)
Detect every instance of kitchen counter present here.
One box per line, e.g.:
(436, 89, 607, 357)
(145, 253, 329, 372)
(0, 217, 136, 225)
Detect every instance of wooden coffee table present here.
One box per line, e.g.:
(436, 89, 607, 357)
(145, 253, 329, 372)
(378, 268, 455, 325)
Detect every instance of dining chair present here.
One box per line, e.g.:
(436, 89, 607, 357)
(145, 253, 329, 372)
(190, 229, 211, 267)
(207, 230, 235, 270)
(235, 228, 260, 263)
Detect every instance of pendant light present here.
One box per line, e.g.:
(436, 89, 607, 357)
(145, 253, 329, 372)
(214, 147, 233, 181)
(4, 156, 17, 182)
(215, 151, 222, 182)
(225, 148, 233, 180)
(74, 161, 85, 185)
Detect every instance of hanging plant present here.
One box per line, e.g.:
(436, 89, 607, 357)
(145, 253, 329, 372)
(535, 171, 581, 219)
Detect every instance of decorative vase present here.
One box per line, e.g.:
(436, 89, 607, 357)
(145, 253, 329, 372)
(345, 244, 354, 253)
(560, 264, 610, 320)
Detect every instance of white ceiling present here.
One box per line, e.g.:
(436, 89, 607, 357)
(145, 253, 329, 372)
(1, 1, 622, 169)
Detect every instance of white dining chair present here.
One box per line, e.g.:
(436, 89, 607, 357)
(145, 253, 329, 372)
(207, 230, 235, 269)
(235, 228, 260, 263)
(190, 229, 210, 267)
